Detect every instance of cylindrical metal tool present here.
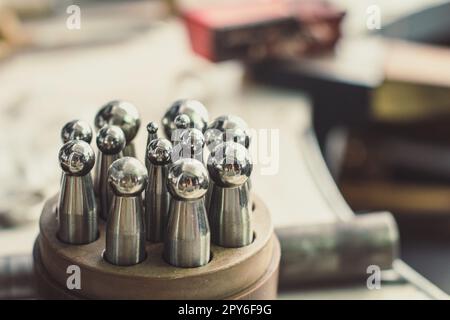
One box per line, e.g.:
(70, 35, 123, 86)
(165, 158, 210, 268)
(276, 212, 399, 286)
(204, 115, 252, 209)
(34, 193, 279, 299)
(145, 138, 172, 242)
(208, 142, 253, 247)
(145, 121, 159, 170)
(105, 157, 147, 266)
(57, 140, 98, 244)
(94, 100, 141, 157)
(94, 125, 126, 220)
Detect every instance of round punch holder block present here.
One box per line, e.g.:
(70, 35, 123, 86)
(34, 194, 280, 300)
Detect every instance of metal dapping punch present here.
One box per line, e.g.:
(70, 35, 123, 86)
(105, 157, 147, 266)
(145, 121, 159, 171)
(59, 120, 94, 187)
(204, 115, 251, 151)
(164, 158, 210, 268)
(94, 100, 141, 157)
(94, 125, 126, 220)
(145, 138, 172, 242)
(276, 129, 399, 286)
(208, 142, 253, 248)
(161, 99, 209, 138)
(57, 140, 98, 244)
(171, 113, 190, 146)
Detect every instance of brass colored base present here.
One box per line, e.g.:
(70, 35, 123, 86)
(34, 195, 279, 300)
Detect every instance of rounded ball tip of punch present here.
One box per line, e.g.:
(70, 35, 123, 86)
(205, 115, 251, 150)
(108, 157, 148, 196)
(61, 120, 93, 144)
(94, 100, 140, 142)
(147, 138, 172, 165)
(180, 128, 205, 153)
(161, 99, 209, 138)
(167, 158, 209, 200)
(96, 125, 126, 155)
(207, 115, 249, 134)
(146, 121, 159, 134)
(174, 114, 191, 129)
(213, 115, 249, 130)
(59, 140, 95, 176)
(207, 141, 252, 187)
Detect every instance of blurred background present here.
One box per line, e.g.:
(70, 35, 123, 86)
(0, 0, 449, 298)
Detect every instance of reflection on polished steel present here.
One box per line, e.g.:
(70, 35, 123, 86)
(94, 125, 126, 220)
(0, 255, 36, 300)
(165, 158, 210, 267)
(94, 100, 141, 157)
(276, 212, 399, 286)
(161, 99, 209, 138)
(204, 115, 252, 210)
(61, 120, 93, 144)
(207, 142, 253, 247)
(59, 120, 94, 186)
(145, 138, 172, 242)
(204, 115, 251, 151)
(105, 157, 147, 266)
(178, 128, 205, 163)
(171, 114, 191, 146)
(175, 114, 191, 129)
(58, 140, 98, 244)
(145, 122, 159, 170)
